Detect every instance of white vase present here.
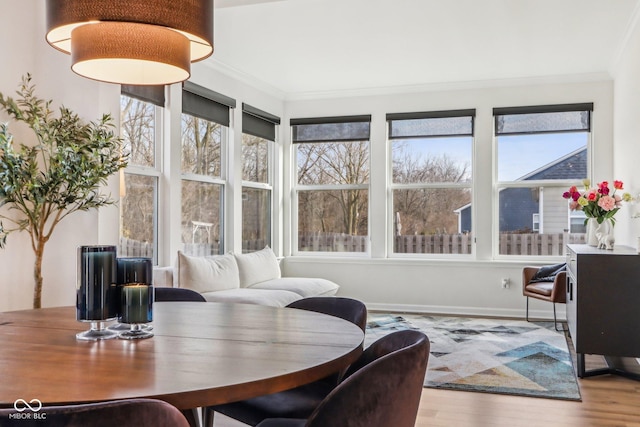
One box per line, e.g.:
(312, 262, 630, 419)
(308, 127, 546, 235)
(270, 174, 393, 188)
(594, 218, 615, 250)
(585, 218, 599, 246)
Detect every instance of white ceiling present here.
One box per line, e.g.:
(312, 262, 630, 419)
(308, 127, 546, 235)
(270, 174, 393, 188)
(210, 0, 640, 97)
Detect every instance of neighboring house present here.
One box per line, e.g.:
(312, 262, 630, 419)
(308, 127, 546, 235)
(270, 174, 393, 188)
(456, 148, 587, 233)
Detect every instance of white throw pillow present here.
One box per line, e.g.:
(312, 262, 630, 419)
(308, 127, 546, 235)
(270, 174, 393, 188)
(248, 277, 339, 297)
(234, 246, 281, 287)
(176, 251, 240, 293)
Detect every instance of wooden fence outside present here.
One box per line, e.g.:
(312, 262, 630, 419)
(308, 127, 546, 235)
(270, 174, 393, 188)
(119, 237, 154, 258)
(118, 237, 268, 258)
(298, 232, 586, 255)
(120, 232, 586, 257)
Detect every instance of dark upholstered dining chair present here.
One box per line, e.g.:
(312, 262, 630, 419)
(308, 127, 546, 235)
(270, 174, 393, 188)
(287, 297, 368, 333)
(154, 287, 206, 302)
(0, 398, 189, 427)
(203, 297, 368, 427)
(254, 329, 430, 427)
(523, 264, 567, 331)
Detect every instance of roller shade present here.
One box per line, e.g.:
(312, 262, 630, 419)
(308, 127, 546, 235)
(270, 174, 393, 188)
(182, 82, 236, 126)
(291, 115, 371, 143)
(387, 109, 475, 139)
(242, 103, 280, 141)
(494, 103, 593, 136)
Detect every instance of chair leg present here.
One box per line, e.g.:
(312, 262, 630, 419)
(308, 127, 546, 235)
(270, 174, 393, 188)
(552, 303, 565, 332)
(202, 408, 214, 427)
(525, 296, 530, 322)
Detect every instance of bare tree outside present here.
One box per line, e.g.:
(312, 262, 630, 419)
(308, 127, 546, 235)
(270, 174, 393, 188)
(392, 144, 471, 237)
(242, 134, 269, 183)
(181, 114, 224, 255)
(297, 140, 369, 236)
(120, 96, 154, 167)
(119, 95, 157, 260)
(242, 133, 271, 252)
(181, 115, 221, 177)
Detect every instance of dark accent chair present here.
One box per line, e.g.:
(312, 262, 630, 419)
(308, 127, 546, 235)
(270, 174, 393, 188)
(154, 287, 206, 302)
(0, 398, 189, 427)
(254, 329, 430, 427)
(523, 266, 567, 331)
(287, 297, 368, 333)
(204, 297, 368, 427)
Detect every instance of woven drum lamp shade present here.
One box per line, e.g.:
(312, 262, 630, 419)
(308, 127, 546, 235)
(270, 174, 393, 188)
(71, 22, 191, 85)
(46, 0, 213, 85)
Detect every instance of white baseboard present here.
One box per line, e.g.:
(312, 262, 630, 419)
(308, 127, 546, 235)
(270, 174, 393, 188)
(365, 302, 567, 322)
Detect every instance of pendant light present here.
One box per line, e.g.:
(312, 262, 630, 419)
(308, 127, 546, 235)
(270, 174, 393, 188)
(45, 0, 213, 85)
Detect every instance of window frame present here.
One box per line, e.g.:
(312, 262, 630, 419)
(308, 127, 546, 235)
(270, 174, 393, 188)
(119, 89, 164, 265)
(291, 115, 372, 256)
(493, 103, 593, 259)
(387, 109, 475, 258)
(180, 83, 234, 256)
(241, 103, 280, 252)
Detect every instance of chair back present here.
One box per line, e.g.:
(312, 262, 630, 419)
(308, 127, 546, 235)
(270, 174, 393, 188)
(306, 329, 429, 427)
(286, 297, 367, 332)
(0, 398, 189, 427)
(155, 287, 206, 302)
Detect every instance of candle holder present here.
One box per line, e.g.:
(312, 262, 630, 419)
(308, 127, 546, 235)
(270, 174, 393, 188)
(110, 257, 153, 332)
(119, 283, 154, 340)
(76, 245, 118, 341)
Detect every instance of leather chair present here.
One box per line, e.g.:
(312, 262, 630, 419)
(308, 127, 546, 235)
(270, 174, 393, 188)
(204, 297, 368, 427)
(0, 398, 189, 427)
(154, 287, 206, 302)
(254, 329, 430, 427)
(523, 265, 567, 331)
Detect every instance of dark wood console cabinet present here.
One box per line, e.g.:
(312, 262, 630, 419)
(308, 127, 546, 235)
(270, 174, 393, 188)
(566, 244, 640, 378)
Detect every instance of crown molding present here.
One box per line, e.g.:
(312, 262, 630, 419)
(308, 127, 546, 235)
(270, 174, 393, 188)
(609, 0, 640, 78)
(200, 58, 287, 100)
(283, 72, 613, 102)
(203, 58, 612, 103)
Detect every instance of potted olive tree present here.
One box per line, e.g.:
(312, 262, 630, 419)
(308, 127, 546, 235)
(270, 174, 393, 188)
(0, 75, 127, 308)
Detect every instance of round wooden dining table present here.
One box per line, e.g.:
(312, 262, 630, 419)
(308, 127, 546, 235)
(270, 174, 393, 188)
(0, 302, 364, 425)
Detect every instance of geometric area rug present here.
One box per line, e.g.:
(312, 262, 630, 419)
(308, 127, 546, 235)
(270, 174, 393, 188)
(366, 314, 581, 401)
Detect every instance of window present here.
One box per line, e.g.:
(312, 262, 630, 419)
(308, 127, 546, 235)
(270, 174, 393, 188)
(569, 210, 587, 233)
(119, 85, 164, 263)
(241, 104, 280, 253)
(494, 103, 592, 256)
(181, 82, 235, 256)
(292, 116, 371, 253)
(388, 110, 474, 255)
(532, 213, 540, 232)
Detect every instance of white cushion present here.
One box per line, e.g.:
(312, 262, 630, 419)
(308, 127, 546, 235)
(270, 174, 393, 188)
(176, 251, 240, 293)
(248, 277, 339, 298)
(201, 288, 301, 307)
(152, 266, 174, 288)
(234, 246, 281, 288)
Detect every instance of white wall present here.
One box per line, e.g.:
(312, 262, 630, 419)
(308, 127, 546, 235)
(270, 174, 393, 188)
(283, 78, 614, 318)
(0, 2, 119, 311)
(613, 15, 640, 247)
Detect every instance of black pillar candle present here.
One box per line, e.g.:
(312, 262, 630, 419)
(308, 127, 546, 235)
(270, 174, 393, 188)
(121, 284, 154, 324)
(76, 246, 118, 321)
(117, 257, 153, 285)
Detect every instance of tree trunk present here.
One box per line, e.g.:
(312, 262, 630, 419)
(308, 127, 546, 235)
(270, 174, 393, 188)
(33, 238, 45, 309)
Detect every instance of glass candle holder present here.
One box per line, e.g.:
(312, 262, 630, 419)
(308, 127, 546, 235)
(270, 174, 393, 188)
(119, 283, 154, 340)
(109, 257, 153, 332)
(76, 245, 118, 341)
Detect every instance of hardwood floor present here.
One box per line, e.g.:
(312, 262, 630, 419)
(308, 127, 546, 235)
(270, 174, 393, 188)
(416, 373, 640, 427)
(214, 354, 640, 427)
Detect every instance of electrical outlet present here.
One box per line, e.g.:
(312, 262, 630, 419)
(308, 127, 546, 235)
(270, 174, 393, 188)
(501, 278, 510, 289)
